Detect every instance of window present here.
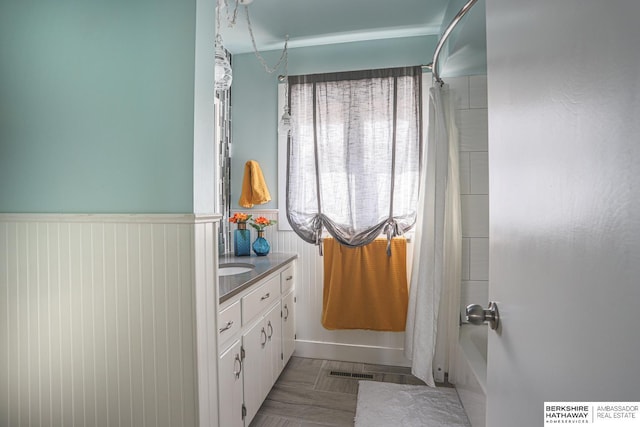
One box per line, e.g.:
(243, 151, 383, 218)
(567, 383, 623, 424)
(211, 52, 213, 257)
(284, 67, 423, 251)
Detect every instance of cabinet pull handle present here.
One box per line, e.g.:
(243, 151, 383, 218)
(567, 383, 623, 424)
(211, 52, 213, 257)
(267, 321, 273, 340)
(219, 320, 234, 333)
(283, 304, 289, 321)
(261, 327, 267, 347)
(286, 276, 293, 281)
(260, 293, 271, 301)
(233, 353, 242, 379)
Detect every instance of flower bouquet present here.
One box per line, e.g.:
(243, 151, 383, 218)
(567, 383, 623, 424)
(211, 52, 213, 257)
(249, 217, 276, 256)
(230, 213, 252, 256)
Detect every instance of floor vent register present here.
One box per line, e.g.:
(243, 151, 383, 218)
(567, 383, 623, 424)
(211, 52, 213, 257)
(328, 371, 375, 380)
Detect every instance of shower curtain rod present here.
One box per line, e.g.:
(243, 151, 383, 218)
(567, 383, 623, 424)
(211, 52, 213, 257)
(277, 0, 479, 83)
(429, 0, 479, 84)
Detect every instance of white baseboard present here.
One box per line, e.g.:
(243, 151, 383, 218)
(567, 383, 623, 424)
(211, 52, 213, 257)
(293, 339, 412, 367)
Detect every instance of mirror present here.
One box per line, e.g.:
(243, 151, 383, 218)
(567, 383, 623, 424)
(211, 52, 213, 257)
(216, 50, 233, 254)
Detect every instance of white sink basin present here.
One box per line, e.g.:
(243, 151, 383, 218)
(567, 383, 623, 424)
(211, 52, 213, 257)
(219, 263, 255, 277)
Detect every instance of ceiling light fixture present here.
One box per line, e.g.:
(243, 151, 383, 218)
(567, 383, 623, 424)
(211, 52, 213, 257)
(215, 0, 290, 102)
(214, 0, 234, 92)
(215, 35, 233, 92)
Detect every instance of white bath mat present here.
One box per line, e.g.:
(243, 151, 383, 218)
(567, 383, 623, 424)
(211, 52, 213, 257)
(355, 381, 471, 427)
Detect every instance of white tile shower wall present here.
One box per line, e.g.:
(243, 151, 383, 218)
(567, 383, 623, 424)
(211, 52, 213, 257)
(469, 152, 489, 195)
(469, 75, 488, 109)
(446, 76, 470, 110)
(469, 238, 490, 281)
(461, 195, 490, 237)
(0, 214, 220, 427)
(458, 109, 488, 152)
(462, 237, 471, 281)
(449, 75, 489, 321)
(459, 152, 471, 195)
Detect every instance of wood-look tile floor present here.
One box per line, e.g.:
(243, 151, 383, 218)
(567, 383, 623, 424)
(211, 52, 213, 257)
(249, 357, 450, 427)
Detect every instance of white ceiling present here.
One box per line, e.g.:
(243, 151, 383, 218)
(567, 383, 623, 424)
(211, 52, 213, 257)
(218, 0, 451, 54)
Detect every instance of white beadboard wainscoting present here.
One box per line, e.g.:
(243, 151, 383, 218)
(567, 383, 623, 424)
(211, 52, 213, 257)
(231, 209, 413, 367)
(0, 214, 220, 427)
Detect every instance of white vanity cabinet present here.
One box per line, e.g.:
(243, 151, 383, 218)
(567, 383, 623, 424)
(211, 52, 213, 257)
(218, 300, 243, 427)
(218, 301, 241, 348)
(282, 289, 295, 365)
(242, 303, 282, 423)
(280, 264, 296, 366)
(217, 260, 296, 427)
(218, 339, 244, 427)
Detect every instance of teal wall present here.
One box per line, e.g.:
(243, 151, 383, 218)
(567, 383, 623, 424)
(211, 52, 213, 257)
(230, 35, 437, 210)
(0, 1, 199, 213)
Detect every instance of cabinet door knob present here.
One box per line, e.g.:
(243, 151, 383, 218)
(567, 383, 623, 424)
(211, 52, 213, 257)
(260, 327, 267, 347)
(219, 320, 234, 334)
(233, 353, 242, 379)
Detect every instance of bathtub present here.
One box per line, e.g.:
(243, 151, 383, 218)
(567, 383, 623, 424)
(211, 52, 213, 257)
(455, 325, 487, 427)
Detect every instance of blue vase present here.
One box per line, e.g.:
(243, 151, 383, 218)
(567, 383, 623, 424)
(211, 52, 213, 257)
(234, 225, 251, 256)
(252, 231, 270, 256)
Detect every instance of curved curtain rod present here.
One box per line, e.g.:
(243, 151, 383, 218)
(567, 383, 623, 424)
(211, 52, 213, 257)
(277, 0, 479, 84)
(430, 0, 479, 84)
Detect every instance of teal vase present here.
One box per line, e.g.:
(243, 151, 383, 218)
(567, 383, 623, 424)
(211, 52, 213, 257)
(252, 231, 270, 256)
(234, 224, 251, 256)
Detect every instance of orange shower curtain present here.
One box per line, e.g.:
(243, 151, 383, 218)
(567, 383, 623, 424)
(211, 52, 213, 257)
(322, 237, 408, 331)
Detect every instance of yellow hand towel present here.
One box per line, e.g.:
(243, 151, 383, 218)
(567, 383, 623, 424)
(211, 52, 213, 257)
(238, 160, 271, 208)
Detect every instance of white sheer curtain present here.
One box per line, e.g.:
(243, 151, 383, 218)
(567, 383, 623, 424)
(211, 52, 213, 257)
(286, 67, 422, 251)
(404, 82, 462, 387)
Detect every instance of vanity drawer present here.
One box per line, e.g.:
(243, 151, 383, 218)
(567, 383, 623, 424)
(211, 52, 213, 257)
(242, 275, 280, 325)
(281, 264, 295, 294)
(218, 301, 241, 346)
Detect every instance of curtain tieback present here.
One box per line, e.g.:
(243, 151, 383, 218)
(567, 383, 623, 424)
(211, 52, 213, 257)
(312, 215, 324, 256)
(383, 218, 400, 256)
